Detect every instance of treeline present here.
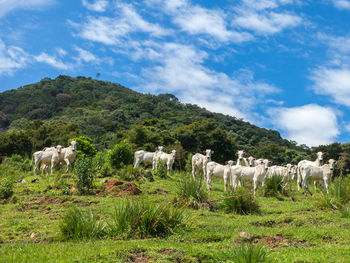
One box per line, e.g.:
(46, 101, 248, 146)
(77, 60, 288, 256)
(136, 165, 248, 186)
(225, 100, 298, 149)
(1, 75, 300, 150)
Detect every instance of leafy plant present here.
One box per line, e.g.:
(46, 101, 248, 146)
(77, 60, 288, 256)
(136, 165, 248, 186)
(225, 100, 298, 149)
(59, 207, 106, 240)
(109, 200, 188, 238)
(153, 159, 168, 178)
(117, 165, 146, 181)
(108, 140, 133, 169)
(220, 188, 260, 215)
(74, 157, 94, 194)
(0, 176, 14, 200)
(174, 175, 208, 209)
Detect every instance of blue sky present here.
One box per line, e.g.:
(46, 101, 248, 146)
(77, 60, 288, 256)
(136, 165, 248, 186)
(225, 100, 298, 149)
(0, 0, 350, 147)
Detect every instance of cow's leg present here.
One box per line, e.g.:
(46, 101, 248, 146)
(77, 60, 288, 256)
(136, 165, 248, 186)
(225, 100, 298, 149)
(253, 179, 258, 197)
(64, 158, 71, 172)
(206, 172, 212, 191)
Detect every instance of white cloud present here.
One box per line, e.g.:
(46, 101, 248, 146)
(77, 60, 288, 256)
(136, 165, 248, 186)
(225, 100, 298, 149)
(333, 0, 350, 10)
(0, 39, 29, 75)
(233, 11, 302, 35)
(73, 46, 100, 64)
(34, 52, 72, 70)
(72, 3, 168, 45)
(269, 104, 339, 146)
(241, 0, 294, 10)
(133, 42, 278, 120)
(0, 0, 55, 17)
(82, 0, 108, 12)
(318, 33, 350, 55)
(310, 67, 350, 107)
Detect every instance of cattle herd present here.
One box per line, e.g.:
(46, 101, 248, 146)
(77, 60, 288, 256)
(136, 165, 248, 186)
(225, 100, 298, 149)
(134, 147, 336, 196)
(31, 142, 336, 196)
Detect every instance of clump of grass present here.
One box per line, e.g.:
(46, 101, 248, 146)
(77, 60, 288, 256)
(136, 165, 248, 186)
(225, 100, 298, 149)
(117, 165, 148, 181)
(220, 188, 260, 215)
(174, 175, 208, 209)
(109, 200, 188, 238)
(316, 177, 350, 213)
(229, 244, 275, 263)
(59, 207, 106, 240)
(263, 175, 287, 197)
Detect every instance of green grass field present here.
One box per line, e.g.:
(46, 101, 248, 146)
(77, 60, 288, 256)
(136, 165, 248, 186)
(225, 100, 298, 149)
(1, 170, 350, 263)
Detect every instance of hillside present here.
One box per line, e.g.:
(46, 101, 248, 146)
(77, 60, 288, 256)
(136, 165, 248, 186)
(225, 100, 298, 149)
(0, 75, 295, 148)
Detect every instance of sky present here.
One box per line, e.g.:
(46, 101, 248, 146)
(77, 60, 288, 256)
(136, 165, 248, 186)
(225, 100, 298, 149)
(0, 0, 350, 147)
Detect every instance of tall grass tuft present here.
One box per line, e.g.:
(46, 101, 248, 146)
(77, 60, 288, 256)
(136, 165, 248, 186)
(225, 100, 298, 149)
(0, 176, 14, 200)
(175, 175, 208, 209)
(229, 244, 275, 263)
(59, 207, 106, 240)
(263, 175, 286, 197)
(153, 159, 168, 178)
(109, 200, 188, 238)
(220, 188, 260, 215)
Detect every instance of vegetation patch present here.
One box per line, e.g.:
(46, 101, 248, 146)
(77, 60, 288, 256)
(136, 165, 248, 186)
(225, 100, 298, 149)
(98, 180, 142, 196)
(220, 187, 260, 215)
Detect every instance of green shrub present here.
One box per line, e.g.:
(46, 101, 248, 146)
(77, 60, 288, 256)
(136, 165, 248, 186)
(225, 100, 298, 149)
(92, 151, 107, 171)
(316, 177, 350, 210)
(0, 176, 14, 200)
(100, 163, 114, 177)
(220, 188, 260, 215)
(229, 244, 274, 263)
(74, 157, 94, 194)
(153, 159, 167, 178)
(59, 207, 106, 240)
(263, 175, 286, 197)
(108, 140, 133, 169)
(175, 175, 208, 209)
(109, 200, 188, 238)
(69, 136, 97, 158)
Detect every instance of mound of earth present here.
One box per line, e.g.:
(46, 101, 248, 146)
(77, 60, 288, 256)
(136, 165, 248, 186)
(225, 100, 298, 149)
(98, 180, 142, 196)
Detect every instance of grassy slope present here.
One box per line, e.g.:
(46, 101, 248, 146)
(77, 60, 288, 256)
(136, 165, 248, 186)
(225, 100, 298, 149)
(1, 171, 350, 263)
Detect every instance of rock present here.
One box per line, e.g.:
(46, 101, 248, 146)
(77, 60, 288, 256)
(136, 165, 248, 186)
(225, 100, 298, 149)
(31, 178, 39, 183)
(30, 232, 36, 239)
(20, 179, 26, 184)
(101, 179, 109, 184)
(239, 232, 254, 240)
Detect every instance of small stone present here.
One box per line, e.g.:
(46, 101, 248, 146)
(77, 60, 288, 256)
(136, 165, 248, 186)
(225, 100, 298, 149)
(239, 232, 254, 240)
(31, 178, 39, 183)
(30, 232, 36, 239)
(20, 179, 26, 183)
(101, 179, 108, 183)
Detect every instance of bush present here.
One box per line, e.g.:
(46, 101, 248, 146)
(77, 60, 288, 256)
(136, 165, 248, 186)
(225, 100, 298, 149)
(175, 175, 208, 209)
(229, 244, 274, 263)
(153, 159, 167, 178)
(0, 176, 14, 200)
(100, 163, 114, 177)
(220, 188, 260, 215)
(108, 140, 133, 169)
(59, 207, 106, 240)
(316, 177, 350, 210)
(263, 175, 286, 197)
(74, 157, 94, 194)
(109, 200, 188, 238)
(70, 136, 97, 158)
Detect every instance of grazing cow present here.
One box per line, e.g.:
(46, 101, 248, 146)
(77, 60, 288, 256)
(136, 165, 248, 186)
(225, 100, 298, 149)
(297, 152, 324, 190)
(32, 146, 62, 175)
(133, 146, 164, 169)
(300, 159, 336, 195)
(206, 161, 226, 190)
(191, 149, 214, 180)
(154, 149, 176, 175)
(267, 164, 294, 191)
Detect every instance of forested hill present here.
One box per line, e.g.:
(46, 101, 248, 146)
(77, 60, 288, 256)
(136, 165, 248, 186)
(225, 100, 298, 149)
(0, 75, 311, 164)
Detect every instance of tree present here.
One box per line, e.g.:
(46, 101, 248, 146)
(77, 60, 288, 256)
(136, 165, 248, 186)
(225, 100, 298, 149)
(108, 140, 133, 169)
(0, 131, 32, 157)
(69, 136, 97, 158)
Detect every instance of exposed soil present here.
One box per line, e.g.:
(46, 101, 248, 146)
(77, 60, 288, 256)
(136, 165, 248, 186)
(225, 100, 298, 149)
(125, 252, 150, 263)
(97, 180, 142, 196)
(251, 218, 294, 227)
(253, 235, 291, 248)
(158, 249, 183, 255)
(151, 188, 169, 194)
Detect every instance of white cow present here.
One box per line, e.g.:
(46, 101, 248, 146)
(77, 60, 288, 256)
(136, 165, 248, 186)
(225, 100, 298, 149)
(300, 159, 336, 195)
(248, 156, 264, 167)
(133, 146, 163, 169)
(32, 145, 62, 175)
(229, 159, 270, 196)
(297, 152, 324, 190)
(267, 164, 295, 191)
(55, 140, 78, 173)
(236, 150, 249, 166)
(154, 149, 176, 175)
(206, 161, 226, 190)
(191, 149, 214, 180)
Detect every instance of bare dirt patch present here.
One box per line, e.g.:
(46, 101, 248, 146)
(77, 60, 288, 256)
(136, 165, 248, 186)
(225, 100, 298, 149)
(151, 188, 169, 195)
(98, 180, 142, 196)
(158, 249, 183, 255)
(253, 235, 291, 248)
(125, 252, 150, 263)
